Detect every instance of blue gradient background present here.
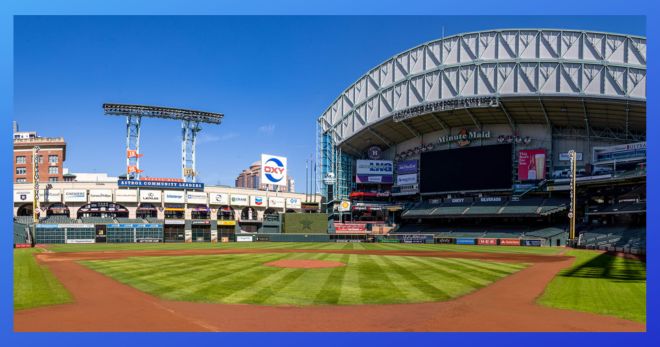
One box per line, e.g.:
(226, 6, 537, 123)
(1, 1, 657, 346)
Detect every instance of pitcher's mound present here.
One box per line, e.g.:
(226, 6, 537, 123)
(264, 259, 346, 269)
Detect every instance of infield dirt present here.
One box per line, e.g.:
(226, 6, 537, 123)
(14, 248, 645, 332)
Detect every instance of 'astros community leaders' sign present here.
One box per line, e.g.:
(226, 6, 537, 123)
(392, 96, 499, 123)
(118, 180, 204, 190)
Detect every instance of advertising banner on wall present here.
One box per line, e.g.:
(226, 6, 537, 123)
(118, 179, 203, 190)
(209, 193, 229, 205)
(64, 189, 87, 202)
(356, 160, 393, 184)
(455, 238, 477, 245)
(186, 192, 207, 204)
(268, 197, 285, 208)
(139, 190, 162, 203)
(89, 189, 113, 202)
(397, 160, 418, 174)
(261, 154, 288, 186)
(396, 174, 418, 185)
(478, 238, 498, 245)
(163, 191, 185, 203)
(559, 152, 583, 161)
(522, 239, 542, 247)
(14, 190, 34, 203)
(518, 149, 547, 181)
(500, 238, 521, 246)
(285, 197, 301, 209)
(230, 194, 249, 206)
(115, 190, 138, 202)
(39, 189, 62, 203)
(250, 195, 267, 207)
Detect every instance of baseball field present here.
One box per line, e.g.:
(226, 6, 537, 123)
(14, 242, 646, 332)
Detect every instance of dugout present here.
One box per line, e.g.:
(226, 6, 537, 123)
(164, 220, 185, 242)
(35, 224, 96, 244)
(106, 224, 163, 243)
(191, 220, 212, 242)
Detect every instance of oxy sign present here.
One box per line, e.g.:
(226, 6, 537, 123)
(261, 154, 287, 186)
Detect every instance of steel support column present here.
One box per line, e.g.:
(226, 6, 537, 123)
(126, 115, 142, 180)
(181, 120, 201, 182)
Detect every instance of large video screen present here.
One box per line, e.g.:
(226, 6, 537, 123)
(420, 144, 512, 193)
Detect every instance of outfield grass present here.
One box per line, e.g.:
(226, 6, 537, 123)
(538, 250, 646, 322)
(47, 241, 564, 255)
(82, 252, 526, 306)
(14, 248, 72, 310)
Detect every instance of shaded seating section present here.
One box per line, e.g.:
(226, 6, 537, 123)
(526, 227, 565, 238)
(394, 225, 529, 239)
(116, 217, 148, 223)
(14, 216, 35, 225)
(465, 200, 504, 215)
(14, 222, 30, 245)
(80, 217, 116, 224)
(499, 198, 544, 215)
(403, 198, 568, 218)
(401, 202, 440, 217)
(145, 217, 163, 224)
(39, 215, 78, 224)
(538, 198, 568, 215)
(587, 201, 646, 215)
(578, 226, 646, 254)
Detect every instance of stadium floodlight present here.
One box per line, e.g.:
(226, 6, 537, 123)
(103, 104, 224, 182)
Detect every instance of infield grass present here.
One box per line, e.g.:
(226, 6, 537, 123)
(47, 241, 563, 255)
(14, 248, 72, 310)
(81, 252, 526, 306)
(538, 250, 646, 322)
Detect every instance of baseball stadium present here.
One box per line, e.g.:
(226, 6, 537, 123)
(14, 29, 646, 332)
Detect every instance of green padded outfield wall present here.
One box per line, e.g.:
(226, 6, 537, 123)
(282, 213, 329, 234)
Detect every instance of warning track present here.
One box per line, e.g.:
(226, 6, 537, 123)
(14, 248, 645, 332)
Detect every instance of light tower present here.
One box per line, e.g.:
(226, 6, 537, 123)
(103, 104, 223, 182)
(32, 146, 40, 224)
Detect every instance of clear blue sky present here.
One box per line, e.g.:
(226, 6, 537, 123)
(14, 16, 644, 190)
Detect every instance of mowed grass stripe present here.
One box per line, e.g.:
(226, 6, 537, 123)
(231, 252, 330, 304)
(255, 253, 335, 305)
(419, 257, 518, 284)
(390, 257, 476, 300)
(82, 253, 528, 306)
(405, 256, 498, 288)
(438, 257, 525, 281)
(443, 257, 525, 275)
(313, 254, 351, 304)
(86, 253, 276, 289)
(356, 255, 407, 304)
(84, 253, 283, 299)
(88, 254, 243, 281)
(337, 255, 363, 305)
(378, 255, 451, 301)
(167, 253, 314, 301)
(369, 255, 429, 303)
(180, 253, 302, 302)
